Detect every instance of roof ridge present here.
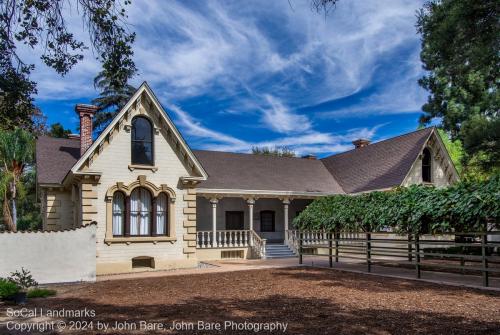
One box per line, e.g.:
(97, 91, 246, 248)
(321, 127, 434, 161)
(193, 149, 317, 161)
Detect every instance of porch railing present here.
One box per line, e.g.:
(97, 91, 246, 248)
(197, 230, 250, 248)
(196, 230, 267, 259)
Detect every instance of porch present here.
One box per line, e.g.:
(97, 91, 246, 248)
(194, 194, 314, 259)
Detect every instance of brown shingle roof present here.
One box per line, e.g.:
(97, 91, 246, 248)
(193, 150, 345, 194)
(36, 136, 80, 184)
(321, 127, 433, 193)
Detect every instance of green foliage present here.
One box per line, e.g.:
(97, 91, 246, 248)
(27, 288, 56, 299)
(8, 268, 38, 291)
(417, 0, 499, 173)
(48, 123, 72, 138)
(92, 70, 136, 134)
(0, 0, 136, 129)
(294, 175, 500, 234)
(0, 278, 19, 299)
(251, 146, 296, 157)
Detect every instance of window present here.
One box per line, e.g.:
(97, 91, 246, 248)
(422, 148, 432, 183)
(155, 193, 168, 235)
(112, 192, 125, 236)
(111, 188, 170, 238)
(260, 211, 275, 232)
(131, 116, 154, 165)
(130, 187, 152, 236)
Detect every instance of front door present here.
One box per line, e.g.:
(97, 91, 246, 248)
(225, 211, 244, 230)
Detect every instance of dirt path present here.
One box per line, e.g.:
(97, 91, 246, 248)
(1, 267, 499, 334)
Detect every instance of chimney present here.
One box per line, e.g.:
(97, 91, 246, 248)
(352, 139, 371, 149)
(75, 104, 98, 155)
(301, 154, 317, 160)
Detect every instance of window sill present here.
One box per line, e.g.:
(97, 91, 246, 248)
(128, 164, 158, 172)
(104, 236, 176, 245)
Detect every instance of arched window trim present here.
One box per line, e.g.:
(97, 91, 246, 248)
(131, 116, 154, 166)
(105, 179, 177, 243)
(422, 147, 432, 183)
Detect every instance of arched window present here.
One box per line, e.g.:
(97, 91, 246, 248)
(155, 193, 168, 235)
(131, 116, 154, 165)
(130, 187, 152, 236)
(422, 148, 432, 183)
(112, 192, 125, 236)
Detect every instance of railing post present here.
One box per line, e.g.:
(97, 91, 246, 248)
(335, 232, 339, 262)
(299, 231, 303, 264)
(328, 231, 333, 268)
(408, 233, 413, 262)
(415, 234, 421, 279)
(366, 232, 371, 273)
(482, 233, 489, 287)
(262, 239, 267, 259)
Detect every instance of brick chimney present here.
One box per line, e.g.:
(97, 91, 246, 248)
(75, 104, 98, 155)
(352, 139, 371, 149)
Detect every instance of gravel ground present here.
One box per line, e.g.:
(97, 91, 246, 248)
(1, 267, 499, 334)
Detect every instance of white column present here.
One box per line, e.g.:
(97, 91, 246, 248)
(246, 198, 255, 231)
(283, 198, 290, 232)
(210, 198, 219, 247)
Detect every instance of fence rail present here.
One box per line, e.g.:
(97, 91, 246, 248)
(293, 230, 500, 287)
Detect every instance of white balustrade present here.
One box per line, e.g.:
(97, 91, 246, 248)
(196, 230, 252, 249)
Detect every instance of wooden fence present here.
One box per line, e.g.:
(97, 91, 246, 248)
(295, 231, 500, 287)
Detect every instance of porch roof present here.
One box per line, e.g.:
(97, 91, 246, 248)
(193, 150, 345, 194)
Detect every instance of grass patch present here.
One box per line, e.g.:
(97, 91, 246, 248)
(27, 288, 56, 298)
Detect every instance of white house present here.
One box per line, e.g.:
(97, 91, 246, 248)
(35, 82, 459, 275)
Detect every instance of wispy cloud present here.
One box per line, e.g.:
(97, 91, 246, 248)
(261, 95, 311, 134)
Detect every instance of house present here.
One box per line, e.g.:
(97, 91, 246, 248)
(35, 82, 459, 275)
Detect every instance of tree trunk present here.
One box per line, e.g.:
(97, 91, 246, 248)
(10, 181, 17, 228)
(3, 196, 16, 232)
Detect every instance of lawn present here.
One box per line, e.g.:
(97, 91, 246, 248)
(1, 267, 499, 334)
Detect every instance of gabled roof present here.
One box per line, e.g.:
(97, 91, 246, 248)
(194, 150, 345, 194)
(321, 127, 434, 193)
(36, 136, 80, 185)
(68, 82, 207, 182)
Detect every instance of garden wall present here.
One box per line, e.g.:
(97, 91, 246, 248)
(0, 224, 96, 284)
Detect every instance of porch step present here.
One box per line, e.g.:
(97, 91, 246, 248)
(265, 244, 297, 259)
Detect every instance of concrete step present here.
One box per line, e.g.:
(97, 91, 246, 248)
(264, 244, 296, 258)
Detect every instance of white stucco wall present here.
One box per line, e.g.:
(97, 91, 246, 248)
(82, 105, 197, 274)
(196, 197, 312, 241)
(0, 225, 96, 284)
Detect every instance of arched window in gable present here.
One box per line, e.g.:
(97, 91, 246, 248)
(422, 148, 432, 183)
(131, 116, 154, 165)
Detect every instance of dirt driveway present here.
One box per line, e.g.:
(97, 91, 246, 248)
(1, 267, 499, 334)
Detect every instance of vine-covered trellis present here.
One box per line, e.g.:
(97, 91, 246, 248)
(294, 174, 500, 234)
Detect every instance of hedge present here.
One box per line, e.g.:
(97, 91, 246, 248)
(294, 174, 500, 234)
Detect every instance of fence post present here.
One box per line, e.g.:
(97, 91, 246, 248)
(335, 232, 339, 262)
(366, 232, 371, 273)
(482, 233, 489, 287)
(408, 234, 413, 262)
(415, 234, 421, 279)
(299, 231, 303, 265)
(328, 231, 333, 268)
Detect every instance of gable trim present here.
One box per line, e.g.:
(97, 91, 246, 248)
(67, 82, 208, 183)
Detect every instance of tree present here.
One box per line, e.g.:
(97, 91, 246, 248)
(252, 146, 296, 157)
(92, 70, 136, 134)
(0, 0, 136, 130)
(417, 0, 499, 173)
(48, 123, 72, 139)
(0, 128, 34, 231)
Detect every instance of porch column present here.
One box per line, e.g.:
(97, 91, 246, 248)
(283, 198, 290, 232)
(210, 198, 219, 247)
(246, 198, 255, 231)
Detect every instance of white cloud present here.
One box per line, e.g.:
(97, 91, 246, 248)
(260, 95, 311, 134)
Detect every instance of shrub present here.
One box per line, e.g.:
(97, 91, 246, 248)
(0, 278, 19, 299)
(8, 268, 38, 291)
(27, 288, 56, 299)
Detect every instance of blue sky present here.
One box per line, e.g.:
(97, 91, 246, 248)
(27, 0, 428, 157)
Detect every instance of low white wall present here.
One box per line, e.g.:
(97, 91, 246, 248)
(0, 224, 96, 284)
